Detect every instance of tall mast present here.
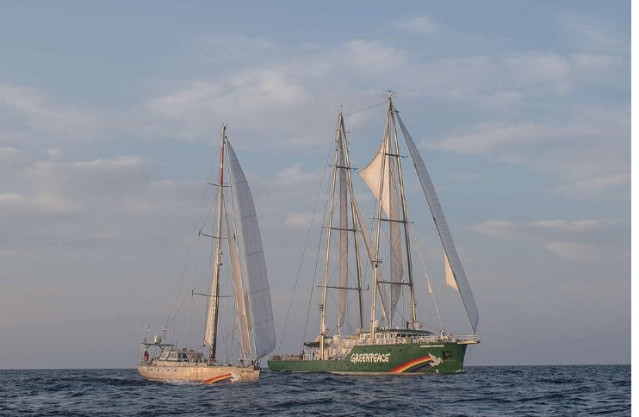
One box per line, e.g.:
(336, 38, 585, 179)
(338, 113, 365, 332)
(388, 97, 417, 328)
(319, 123, 340, 360)
(369, 98, 392, 340)
(205, 124, 227, 362)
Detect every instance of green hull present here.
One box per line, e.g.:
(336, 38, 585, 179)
(268, 341, 468, 374)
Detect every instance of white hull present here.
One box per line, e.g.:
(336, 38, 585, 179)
(138, 362, 259, 384)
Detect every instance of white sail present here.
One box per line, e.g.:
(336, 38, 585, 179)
(360, 141, 392, 217)
(226, 140, 276, 358)
(396, 113, 479, 334)
(361, 134, 404, 323)
(444, 252, 458, 291)
(226, 210, 253, 359)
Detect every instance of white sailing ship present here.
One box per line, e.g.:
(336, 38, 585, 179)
(138, 125, 276, 384)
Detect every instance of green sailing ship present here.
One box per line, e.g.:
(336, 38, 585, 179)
(268, 93, 479, 375)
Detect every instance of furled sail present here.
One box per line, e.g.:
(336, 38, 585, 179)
(396, 113, 479, 334)
(337, 135, 349, 331)
(361, 137, 404, 324)
(387, 155, 403, 323)
(203, 252, 219, 348)
(226, 140, 276, 358)
(352, 193, 390, 321)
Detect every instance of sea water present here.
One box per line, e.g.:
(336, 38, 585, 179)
(0, 365, 629, 416)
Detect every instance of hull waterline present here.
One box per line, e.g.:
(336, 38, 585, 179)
(269, 340, 470, 375)
(138, 362, 259, 384)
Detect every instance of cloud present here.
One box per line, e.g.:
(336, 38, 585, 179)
(341, 40, 408, 77)
(505, 53, 572, 95)
(284, 212, 314, 229)
(272, 163, 322, 188)
(562, 13, 627, 54)
(476, 219, 602, 240)
(429, 105, 629, 198)
(0, 83, 102, 142)
(144, 70, 314, 143)
(0, 152, 207, 256)
(431, 121, 547, 155)
(0, 192, 24, 205)
(393, 16, 441, 35)
(476, 218, 628, 262)
(0, 147, 20, 158)
(571, 53, 623, 75)
(15, 156, 147, 214)
(543, 241, 604, 262)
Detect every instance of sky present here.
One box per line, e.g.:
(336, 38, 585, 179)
(0, 1, 630, 369)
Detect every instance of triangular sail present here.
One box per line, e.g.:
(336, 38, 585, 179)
(226, 140, 276, 358)
(360, 141, 392, 217)
(226, 209, 253, 359)
(444, 252, 458, 291)
(396, 113, 479, 334)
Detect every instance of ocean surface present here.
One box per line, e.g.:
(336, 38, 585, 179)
(0, 365, 630, 416)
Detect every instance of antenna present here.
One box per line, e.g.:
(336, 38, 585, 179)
(143, 323, 150, 343)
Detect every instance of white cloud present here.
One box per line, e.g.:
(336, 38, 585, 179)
(0, 147, 19, 158)
(476, 218, 628, 263)
(432, 121, 547, 155)
(0, 192, 24, 205)
(543, 241, 604, 262)
(393, 16, 441, 34)
(46, 148, 63, 159)
(0, 83, 102, 141)
(273, 163, 321, 188)
(506, 53, 572, 95)
(20, 156, 147, 214)
(429, 104, 629, 198)
(284, 212, 314, 229)
(341, 40, 407, 77)
(144, 69, 314, 143)
(476, 219, 602, 240)
(571, 53, 622, 75)
(562, 13, 626, 54)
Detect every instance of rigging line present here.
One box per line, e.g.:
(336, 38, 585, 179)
(412, 231, 445, 331)
(303, 160, 333, 345)
(343, 100, 386, 117)
(164, 149, 219, 330)
(277, 137, 334, 353)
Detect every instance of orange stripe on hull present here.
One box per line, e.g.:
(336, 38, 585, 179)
(203, 373, 233, 384)
(389, 355, 434, 373)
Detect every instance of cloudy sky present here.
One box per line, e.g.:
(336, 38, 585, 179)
(0, 1, 630, 369)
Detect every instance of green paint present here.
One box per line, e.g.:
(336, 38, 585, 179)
(268, 340, 469, 374)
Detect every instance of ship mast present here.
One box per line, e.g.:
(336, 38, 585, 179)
(204, 124, 227, 362)
(319, 122, 339, 360)
(389, 97, 418, 329)
(369, 99, 390, 341)
(319, 112, 366, 359)
(337, 113, 366, 333)
(369, 93, 418, 338)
